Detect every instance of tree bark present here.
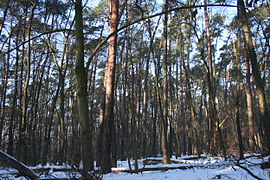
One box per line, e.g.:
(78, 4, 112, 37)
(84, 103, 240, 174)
(75, 0, 93, 175)
(238, 0, 270, 150)
(101, 0, 119, 173)
(203, 0, 216, 155)
(234, 40, 244, 159)
(7, 33, 20, 156)
(19, 3, 36, 163)
(244, 42, 256, 151)
(203, 0, 226, 159)
(0, 32, 11, 148)
(161, 0, 170, 164)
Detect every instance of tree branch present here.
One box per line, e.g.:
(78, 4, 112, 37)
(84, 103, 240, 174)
(1, 29, 72, 57)
(235, 163, 263, 180)
(85, 4, 237, 69)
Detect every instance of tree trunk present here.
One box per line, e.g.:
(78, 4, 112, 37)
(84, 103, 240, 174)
(161, 0, 170, 164)
(20, 20, 32, 164)
(7, 33, 20, 156)
(203, 0, 216, 155)
(238, 0, 270, 150)
(185, 8, 201, 155)
(58, 72, 66, 164)
(234, 40, 244, 159)
(0, 150, 38, 180)
(183, 57, 200, 156)
(244, 42, 256, 151)
(203, 0, 226, 159)
(75, 0, 93, 175)
(42, 76, 60, 165)
(146, 10, 161, 158)
(0, 34, 11, 148)
(101, 0, 119, 173)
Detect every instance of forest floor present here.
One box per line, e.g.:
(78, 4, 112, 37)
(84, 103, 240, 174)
(0, 153, 269, 179)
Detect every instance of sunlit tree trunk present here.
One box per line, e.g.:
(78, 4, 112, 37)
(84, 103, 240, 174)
(244, 43, 256, 151)
(161, 0, 170, 164)
(20, 24, 31, 164)
(203, 0, 216, 155)
(101, 0, 119, 173)
(238, 0, 270, 150)
(203, 0, 226, 159)
(18, 3, 37, 162)
(234, 39, 244, 159)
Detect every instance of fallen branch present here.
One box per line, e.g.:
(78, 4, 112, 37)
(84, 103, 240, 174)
(235, 163, 263, 180)
(112, 160, 243, 174)
(182, 156, 207, 160)
(142, 158, 185, 165)
(33, 167, 80, 173)
(142, 156, 207, 166)
(0, 150, 38, 179)
(112, 165, 196, 173)
(31, 165, 196, 174)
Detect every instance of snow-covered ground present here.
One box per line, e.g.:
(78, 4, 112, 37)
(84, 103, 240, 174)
(105, 167, 266, 180)
(1, 154, 269, 179)
(104, 154, 270, 180)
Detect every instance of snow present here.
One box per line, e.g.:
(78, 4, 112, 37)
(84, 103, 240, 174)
(1, 154, 269, 179)
(104, 155, 270, 180)
(106, 168, 236, 180)
(105, 165, 269, 180)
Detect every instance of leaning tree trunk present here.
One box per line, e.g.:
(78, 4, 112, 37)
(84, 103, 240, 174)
(74, 0, 93, 176)
(0, 150, 38, 180)
(238, 0, 270, 150)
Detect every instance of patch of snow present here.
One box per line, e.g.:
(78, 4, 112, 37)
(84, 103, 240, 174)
(0, 154, 269, 179)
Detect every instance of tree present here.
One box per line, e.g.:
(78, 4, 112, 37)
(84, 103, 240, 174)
(0, 150, 38, 180)
(18, 0, 37, 163)
(238, 0, 270, 150)
(161, 0, 170, 164)
(203, 0, 226, 159)
(101, 0, 119, 173)
(74, 0, 93, 176)
(244, 39, 256, 151)
(0, 0, 269, 173)
(234, 38, 244, 159)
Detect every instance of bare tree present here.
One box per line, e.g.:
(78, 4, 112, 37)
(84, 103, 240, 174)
(238, 0, 270, 150)
(101, 0, 119, 173)
(74, 0, 93, 176)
